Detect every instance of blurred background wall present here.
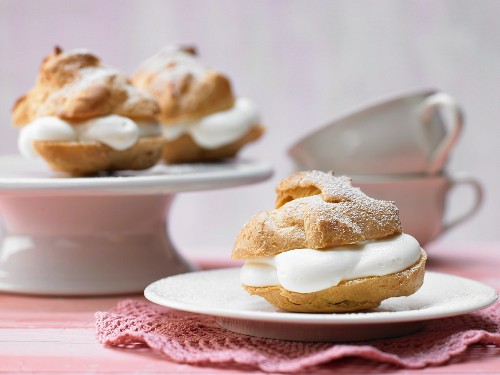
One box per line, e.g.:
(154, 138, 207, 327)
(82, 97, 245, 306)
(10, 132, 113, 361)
(1, 0, 499, 258)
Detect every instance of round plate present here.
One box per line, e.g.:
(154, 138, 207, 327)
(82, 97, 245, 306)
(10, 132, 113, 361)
(145, 268, 498, 342)
(0, 155, 273, 195)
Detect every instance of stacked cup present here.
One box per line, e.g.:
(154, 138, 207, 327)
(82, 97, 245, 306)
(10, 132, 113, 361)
(289, 89, 483, 245)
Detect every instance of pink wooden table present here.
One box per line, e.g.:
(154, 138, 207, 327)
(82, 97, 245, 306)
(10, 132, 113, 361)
(1, 245, 499, 374)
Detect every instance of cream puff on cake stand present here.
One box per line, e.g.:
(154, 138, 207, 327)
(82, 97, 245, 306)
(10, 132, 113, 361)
(0, 155, 272, 295)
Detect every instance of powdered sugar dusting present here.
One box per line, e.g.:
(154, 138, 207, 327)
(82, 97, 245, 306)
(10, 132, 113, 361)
(234, 170, 403, 258)
(27, 48, 158, 121)
(55, 66, 118, 98)
(136, 47, 208, 83)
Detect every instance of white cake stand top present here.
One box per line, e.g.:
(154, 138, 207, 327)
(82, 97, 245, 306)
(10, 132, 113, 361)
(0, 155, 273, 195)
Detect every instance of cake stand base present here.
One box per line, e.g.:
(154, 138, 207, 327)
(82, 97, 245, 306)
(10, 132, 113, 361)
(0, 194, 194, 295)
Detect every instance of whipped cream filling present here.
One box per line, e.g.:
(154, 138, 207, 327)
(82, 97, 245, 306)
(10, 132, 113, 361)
(163, 97, 260, 149)
(240, 233, 422, 294)
(18, 115, 162, 158)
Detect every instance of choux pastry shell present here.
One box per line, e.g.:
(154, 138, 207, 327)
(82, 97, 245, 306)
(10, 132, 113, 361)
(232, 170, 427, 313)
(131, 45, 264, 163)
(13, 47, 163, 175)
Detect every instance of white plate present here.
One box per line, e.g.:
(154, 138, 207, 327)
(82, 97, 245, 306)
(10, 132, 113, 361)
(0, 155, 273, 195)
(145, 268, 498, 342)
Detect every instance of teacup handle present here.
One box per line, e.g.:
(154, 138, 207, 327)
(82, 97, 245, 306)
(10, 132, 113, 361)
(421, 92, 464, 174)
(442, 173, 483, 233)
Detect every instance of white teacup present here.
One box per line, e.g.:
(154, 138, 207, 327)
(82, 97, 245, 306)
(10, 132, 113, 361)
(351, 173, 483, 245)
(289, 88, 463, 175)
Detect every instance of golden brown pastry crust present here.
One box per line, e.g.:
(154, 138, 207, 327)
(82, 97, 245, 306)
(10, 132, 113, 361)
(131, 46, 235, 125)
(12, 47, 163, 175)
(232, 170, 424, 313)
(132, 45, 264, 163)
(232, 171, 402, 260)
(161, 124, 265, 164)
(243, 249, 426, 313)
(34, 137, 163, 176)
(12, 47, 159, 126)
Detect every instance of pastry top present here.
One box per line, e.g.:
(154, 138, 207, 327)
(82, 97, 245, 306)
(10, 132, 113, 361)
(131, 45, 235, 125)
(275, 170, 363, 208)
(12, 47, 159, 126)
(232, 170, 403, 260)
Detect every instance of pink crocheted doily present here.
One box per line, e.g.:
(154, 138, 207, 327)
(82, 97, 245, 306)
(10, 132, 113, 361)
(95, 299, 500, 372)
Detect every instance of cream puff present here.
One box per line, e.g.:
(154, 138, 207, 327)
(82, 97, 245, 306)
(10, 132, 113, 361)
(232, 170, 427, 313)
(131, 45, 264, 163)
(12, 47, 164, 175)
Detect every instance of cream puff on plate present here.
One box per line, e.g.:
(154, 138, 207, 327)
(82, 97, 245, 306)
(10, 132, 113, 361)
(232, 170, 427, 313)
(131, 45, 264, 163)
(12, 47, 164, 175)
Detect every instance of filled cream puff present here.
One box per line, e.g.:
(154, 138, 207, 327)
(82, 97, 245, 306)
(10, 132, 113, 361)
(131, 45, 265, 163)
(232, 170, 427, 313)
(12, 47, 164, 175)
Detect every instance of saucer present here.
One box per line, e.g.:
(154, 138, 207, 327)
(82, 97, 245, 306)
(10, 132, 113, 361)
(145, 269, 498, 342)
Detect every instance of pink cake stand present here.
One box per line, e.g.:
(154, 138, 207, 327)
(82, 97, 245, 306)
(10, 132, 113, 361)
(0, 155, 272, 295)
